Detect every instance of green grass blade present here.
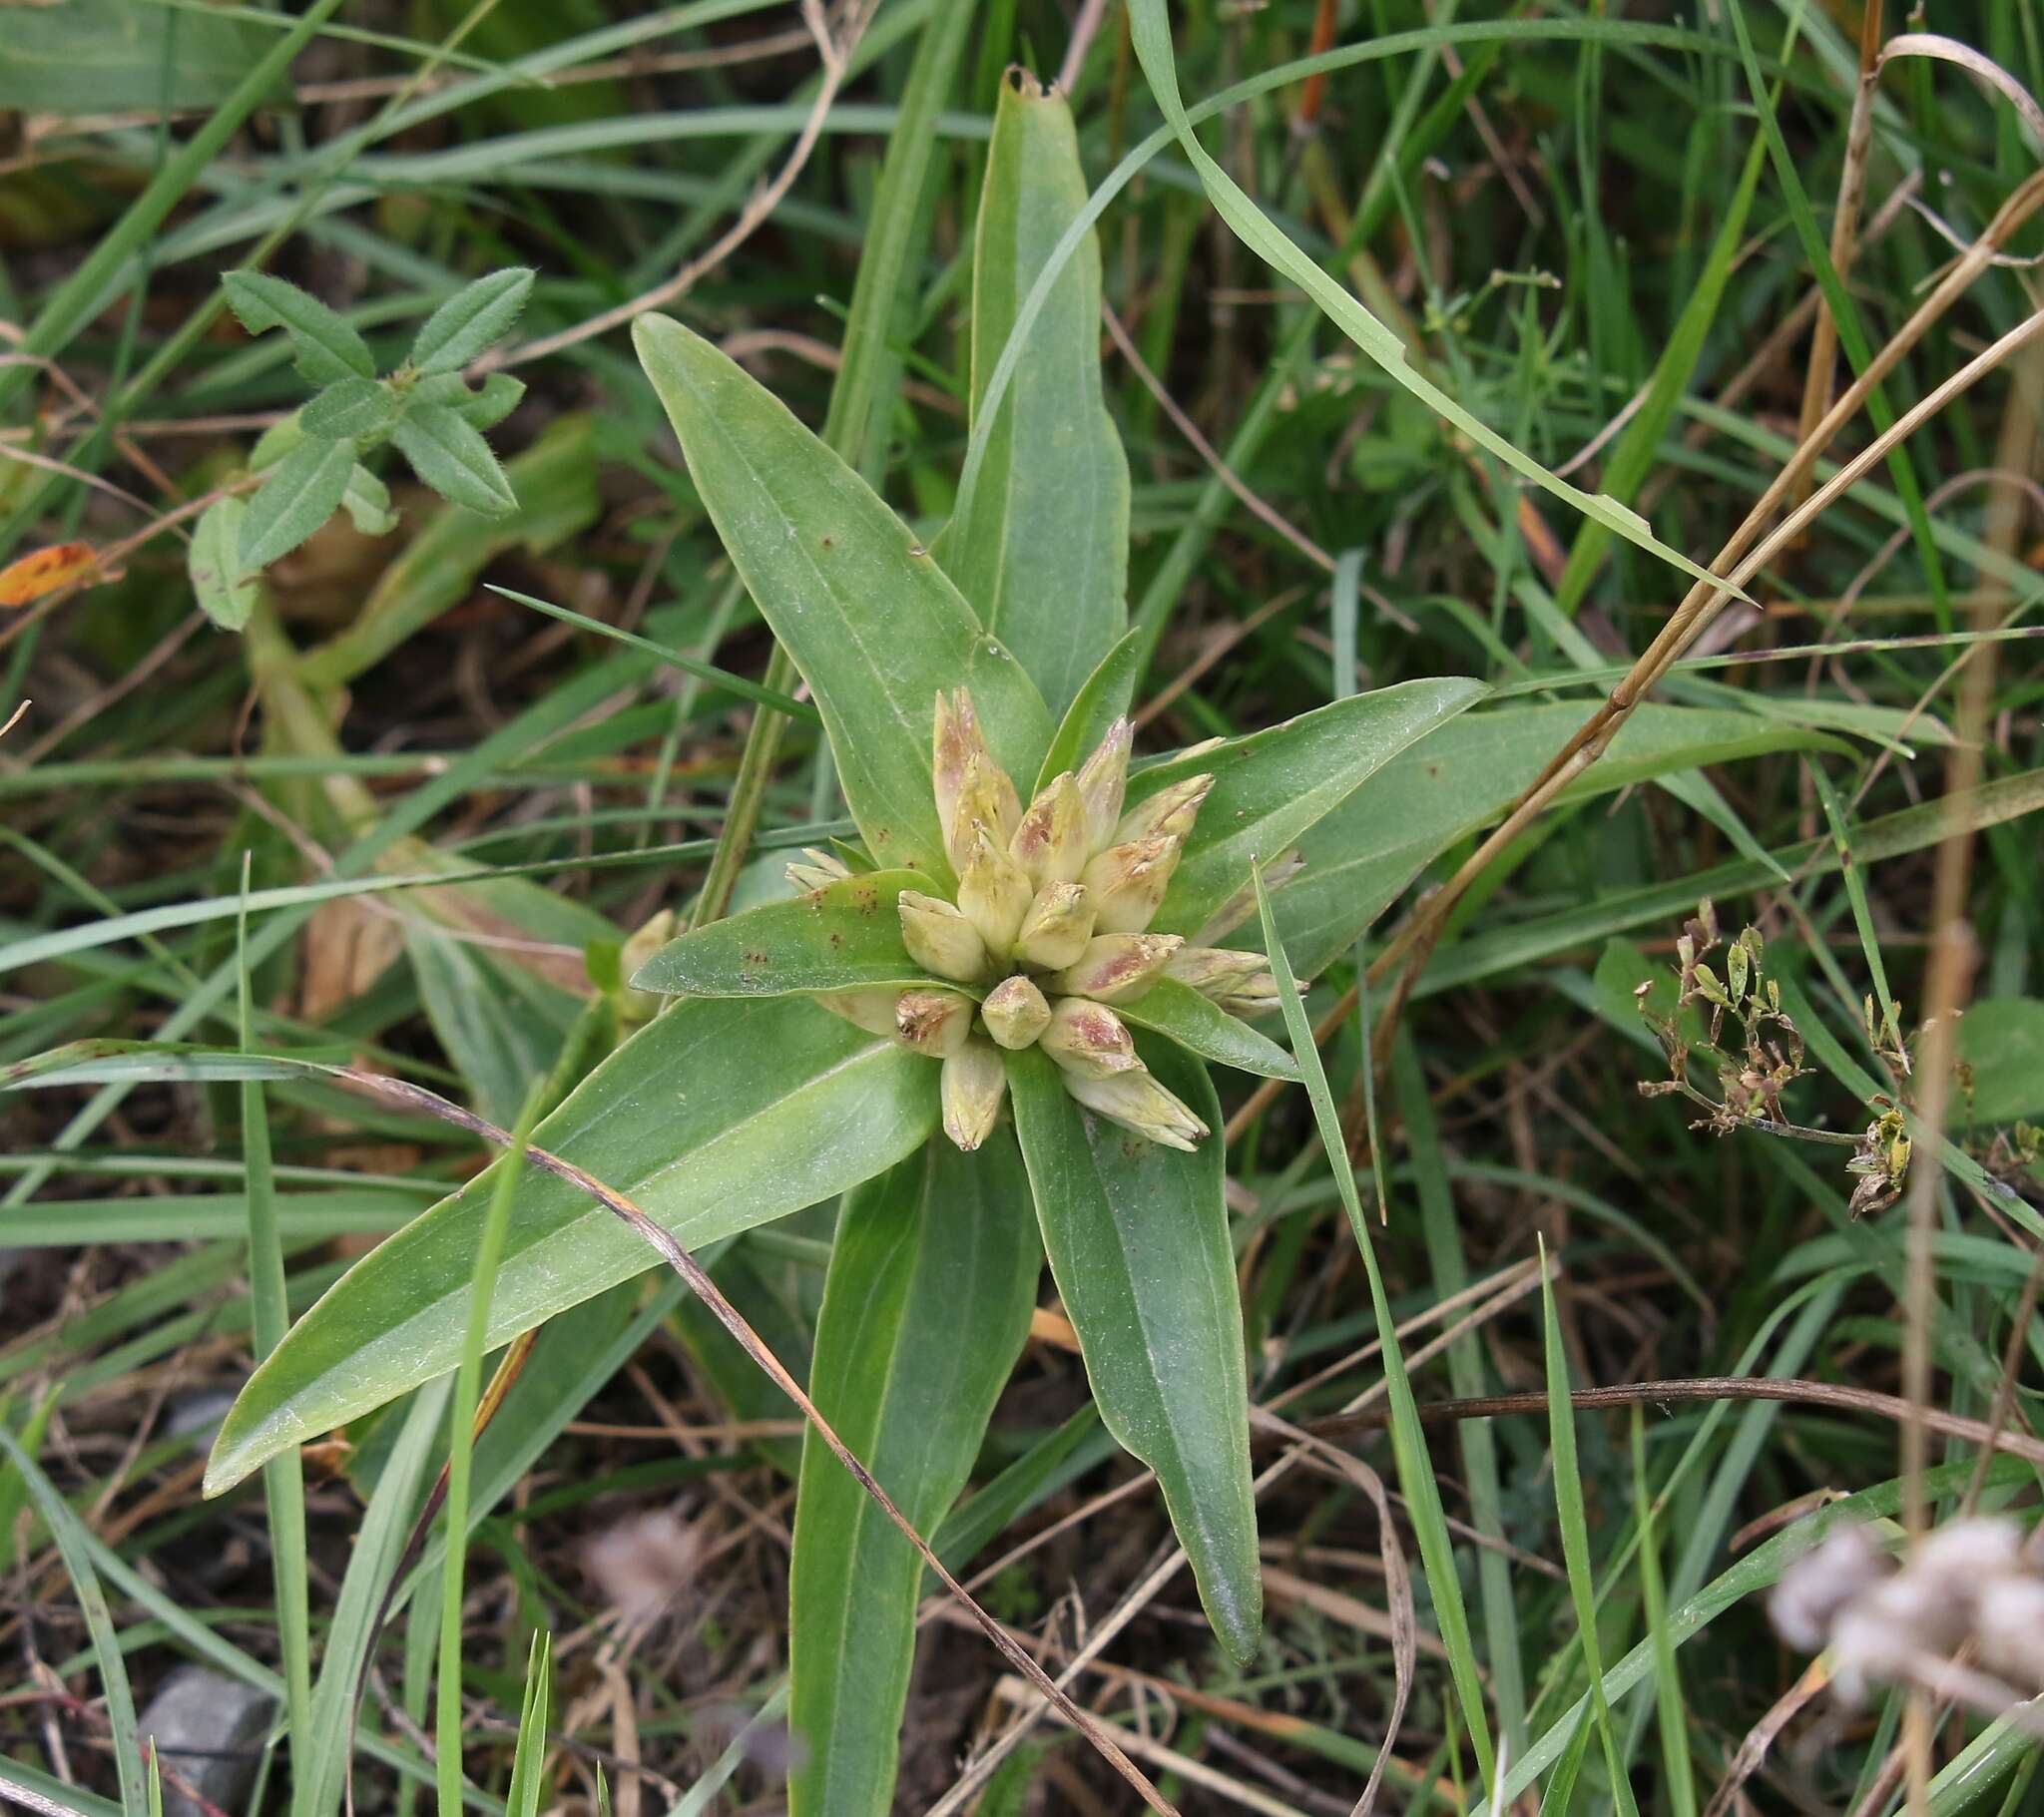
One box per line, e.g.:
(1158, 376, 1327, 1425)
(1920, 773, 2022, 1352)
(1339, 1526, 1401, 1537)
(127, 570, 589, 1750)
(1630, 1408, 1697, 1817)
(0, 1431, 148, 1815)
(1254, 871, 1497, 1788)
(437, 1085, 544, 1817)
(238, 862, 312, 1777)
(1538, 1244, 1641, 1816)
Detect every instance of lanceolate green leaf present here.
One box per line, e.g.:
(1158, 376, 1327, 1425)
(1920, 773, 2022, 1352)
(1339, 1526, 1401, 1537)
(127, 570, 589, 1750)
(392, 402, 518, 516)
(299, 376, 394, 440)
(634, 314, 1054, 883)
(1006, 1040, 1261, 1660)
(203, 996, 938, 1494)
(1035, 629, 1145, 794)
(932, 74, 1129, 718)
(409, 268, 535, 376)
(788, 1137, 1040, 1817)
(188, 497, 257, 630)
(1271, 702, 1851, 978)
(239, 436, 355, 573)
(1133, 678, 1488, 938)
(1124, 0, 1740, 600)
(222, 270, 375, 387)
(1116, 980, 1297, 1081)
(634, 870, 944, 998)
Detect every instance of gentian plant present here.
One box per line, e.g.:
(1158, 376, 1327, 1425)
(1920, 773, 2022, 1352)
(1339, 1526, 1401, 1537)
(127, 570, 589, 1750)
(196, 78, 1486, 1816)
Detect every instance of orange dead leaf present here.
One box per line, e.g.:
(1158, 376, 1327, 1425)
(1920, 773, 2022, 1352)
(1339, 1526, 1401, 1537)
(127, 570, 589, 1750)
(0, 541, 99, 608)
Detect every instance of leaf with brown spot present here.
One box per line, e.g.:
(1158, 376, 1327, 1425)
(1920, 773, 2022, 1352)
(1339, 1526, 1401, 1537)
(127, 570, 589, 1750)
(0, 541, 98, 608)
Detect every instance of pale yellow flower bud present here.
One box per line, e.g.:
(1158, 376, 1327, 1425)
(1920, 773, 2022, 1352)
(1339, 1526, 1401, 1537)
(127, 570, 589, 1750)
(1115, 773, 1213, 845)
(618, 908, 677, 1023)
(1046, 933, 1183, 1006)
(941, 1039, 1007, 1151)
(1080, 833, 1181, 935)
(814, 988, 908, 1038)
(784, 847, 852, 893)
(1064, 1067, 1209, 1151)
(1166, 946, 1279, 1017)
(1013, 881, 1095, 971)
(1193, 847, 1302, 945)
(893, 987, 973, 1058)
(981, 975, 1052, 1049)
(956, 827, 1031, 957)
(1075, 716, 1133, 852)
(897, 889, 990, 984)
(1040, 997, 1141, 1079)
(947, 750, 1023, 869)
(1010, 772, 1089, 889)
(931, 687, 982, 846)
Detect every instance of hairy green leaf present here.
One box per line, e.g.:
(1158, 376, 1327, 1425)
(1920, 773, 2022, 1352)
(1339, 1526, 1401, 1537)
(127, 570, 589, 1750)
(188, 497, 258, 630)
(392, 402, 519, 516)
(339, 464, 397, 538)
(299, 376, 395, 441)
(409, 268, 535, 375)
(239, 437, 355, 572)
(223, 270, 375, 386)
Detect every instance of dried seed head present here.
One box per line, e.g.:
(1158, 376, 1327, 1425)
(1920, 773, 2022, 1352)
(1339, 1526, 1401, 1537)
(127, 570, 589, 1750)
(1194, 848, 1302, 945)
(1770, 1524, 1888, 1652)
(956, 827, 1032, 957)
(784, 846, 852, 893)
(1081, 833, 1182, 935)
(584, 1508, 701, 1618)
(1064, 1067, 1210, 1151)
(1010, 771, 1089, 889)
(981, 974, 1052, 1050)
(941, 1039, 1007, 1151)
(1918, 1518, 2024, 1588)
(897, 889, 990, 984)
(1013, 881, 1096, 972)
(1047, 933, 1183, 1006)
(1115, 773, 1213, 846)
(1040, 997, 1141, 1079)
(893, 987, 974, 1058)
(1074, 716, 1133, 852)
(1974, 1575, 2044, 1689)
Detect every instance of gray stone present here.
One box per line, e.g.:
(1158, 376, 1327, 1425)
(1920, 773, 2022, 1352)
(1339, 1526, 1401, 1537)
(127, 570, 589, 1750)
(137, 1666, 275, 1817)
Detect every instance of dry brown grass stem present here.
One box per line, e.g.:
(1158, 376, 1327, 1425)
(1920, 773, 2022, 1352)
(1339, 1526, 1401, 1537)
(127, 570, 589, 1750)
(1790, 0, 1887, 511)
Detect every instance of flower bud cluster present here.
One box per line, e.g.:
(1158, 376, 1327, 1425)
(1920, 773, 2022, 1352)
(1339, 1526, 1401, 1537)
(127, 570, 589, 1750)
(1771, 1517, 2044, 1709)
(801, 688, 1284, 1152)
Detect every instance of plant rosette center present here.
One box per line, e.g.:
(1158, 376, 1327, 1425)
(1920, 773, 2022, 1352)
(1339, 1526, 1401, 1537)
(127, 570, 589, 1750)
(817, 687, 1278, 1151)
(644, 685, 1285, 1155)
